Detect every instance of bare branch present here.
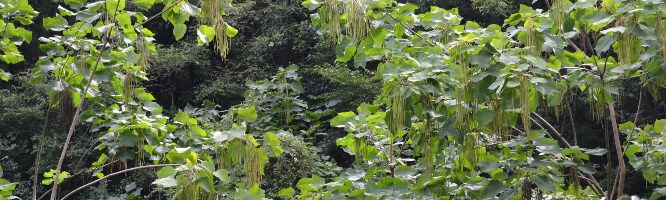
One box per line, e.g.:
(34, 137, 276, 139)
(60, 164, 181, 200)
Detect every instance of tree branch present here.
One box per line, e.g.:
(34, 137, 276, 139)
(37, 160, 119, 200)
(60, 164, 181, 200)
(530, 113, 606, 199)
(385, 13, 436, 47)
(48, 0, 122, 196)
(137, 0, 186, 27)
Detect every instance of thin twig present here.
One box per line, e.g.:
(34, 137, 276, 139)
(49, 34, 111, 200)
(566, 38, 583, 52)
(530, 113, 606, 199)
(49, 0, 122, 196)
(621, 85, 643, 155)
(60, 164, 181, 200)
(32, 106, 52, 200)
(36, 160, 119, 200)
(385, 13, 436, 46)
(137, 0, 186, 27)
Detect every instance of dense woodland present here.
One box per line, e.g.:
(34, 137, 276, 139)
(1, 0, 666, 199)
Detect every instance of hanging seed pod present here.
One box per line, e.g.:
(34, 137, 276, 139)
(389, 85, 404, 136)
(552, 0, 567, 32)
(519, 76, 531, 134)
(136, 136, 144, 166)
(419, 96, 434, 175)
(59, 87, 75, 124)
(462, 132, 479, 170)
(353, 135, 368, 164)
(245, 146, 262, 188)
(525, 23, 541, 56)
(455, 46, 476, 131)
(617, 15, 641, 67)
(588, 88, 608, 122)
(421, 120, 433, 175)
(137, 37, 150, 72)
(344, 0, 370, 42)
(602, 0, 617, 14)
(201, 0, 221, 24)
(489, 100, 510, 141)
(656, 11, 666, 72)
(201, 0, 231, 59)
(214, 21, 231, 59)
(319, 0, 341, 42)
(176, 171, 200, 200)
(439, 21, 450, 44)
(123, 68, 134, 108)
(648, 81, 661, 102)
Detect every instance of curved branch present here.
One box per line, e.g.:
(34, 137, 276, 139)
(36, 160, 119, 200)
(530, 113, 606, 199)
(60, 164, 181, 200)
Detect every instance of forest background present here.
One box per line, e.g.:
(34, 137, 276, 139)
(0, 0, 665, 199)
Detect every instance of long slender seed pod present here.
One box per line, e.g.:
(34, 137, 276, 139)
(489, 100, 509, 141)
(552, 0, 567, 32)
(520, 75, 531, 135)
(319, 0, 341, 42)
(652, 11, 666, 101)
(245, 146, 262, 188)
(201, 0, 231, 59)
(344, 0, 370, 42)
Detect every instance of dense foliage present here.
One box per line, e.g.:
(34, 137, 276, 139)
(0, 0, 665, 200)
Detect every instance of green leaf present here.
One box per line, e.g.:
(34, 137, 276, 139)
(197, 176, 216, 192)
(64, 0, 86, 7)
(43, 16, 68, 31)
(225, 25, 238, 37)
(156, 166, 176, 178)
(301, 0, 322, 10)
(227, 125, 246, 140)
(651, 187, 666, 200)
(134, 0, 155, 10)
(152, 177, 178, 187)
(91, 154, 108, 168)
(197, 25, 216, 45)
(337, 44, 356, 62)
(134, 88, 155, 101)
(475, 108, 495, 128)
(142, 102, 162, 113)
(237, 106, 258, 122)
(106, 0, 126, 13)
(115, 12, 132, 27)
(189, 125, 207, 137)
(264, 132, 284, 156)
(595, 35, 616, 56)
(213, 169, 231, 183)
(278, 187, 296, 198)
(481, 180, 509, 199)
(330, 111, 356, 127)
(211, 131, 228, 142)
(533, 175, 556, 192)
(1, 70, 10, 81)
(173, 24, 187, 40)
